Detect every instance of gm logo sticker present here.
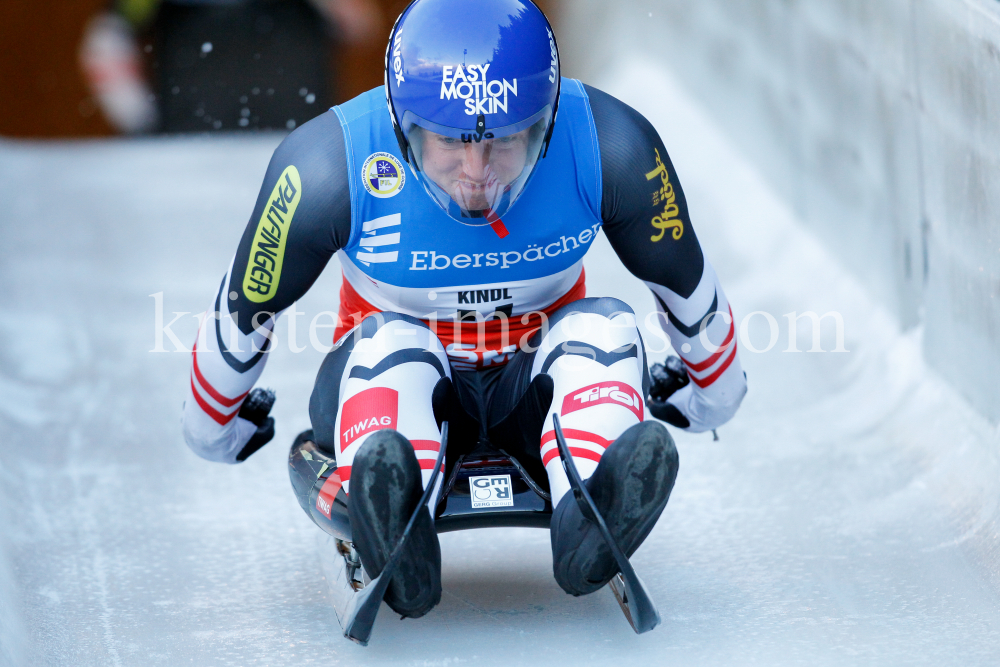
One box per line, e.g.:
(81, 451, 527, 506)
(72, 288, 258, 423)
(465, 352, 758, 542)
(243, 165, 301, 303)
(469, 474, 514, 509)
(362, 152, 405, 198)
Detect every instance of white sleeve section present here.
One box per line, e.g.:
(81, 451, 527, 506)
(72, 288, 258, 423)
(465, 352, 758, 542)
(644, 261, 719, 329)
(183, 402, 260, 464)
(646, 258, 747, 432)
(664, 380, 743, 433)
(181, 260, 282, 463)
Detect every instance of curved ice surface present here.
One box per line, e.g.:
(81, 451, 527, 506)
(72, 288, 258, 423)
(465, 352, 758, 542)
(1, 61, 999, 665)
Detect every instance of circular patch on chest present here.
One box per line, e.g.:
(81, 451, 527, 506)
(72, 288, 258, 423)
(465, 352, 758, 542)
(361, 152, 406, 199)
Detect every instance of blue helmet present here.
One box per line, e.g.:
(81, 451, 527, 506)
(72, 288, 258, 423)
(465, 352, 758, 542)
(385, 0, 561, 226)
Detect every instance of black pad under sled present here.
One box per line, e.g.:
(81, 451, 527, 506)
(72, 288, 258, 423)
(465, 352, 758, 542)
(552, 414, 661, 634)
(342, 423, 449, 646)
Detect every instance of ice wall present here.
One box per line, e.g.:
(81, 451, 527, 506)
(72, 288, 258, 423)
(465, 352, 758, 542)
(555, 0, 1000, 422)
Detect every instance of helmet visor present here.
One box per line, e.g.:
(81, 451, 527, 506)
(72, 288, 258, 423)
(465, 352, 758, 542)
(402, 107, 551, 224)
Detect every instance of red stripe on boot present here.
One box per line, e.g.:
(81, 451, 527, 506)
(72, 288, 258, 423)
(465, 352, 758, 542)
(542, 445, 604, 468)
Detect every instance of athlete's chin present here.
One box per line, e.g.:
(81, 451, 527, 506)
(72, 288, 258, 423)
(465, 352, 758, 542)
(451, 189, 490, 212)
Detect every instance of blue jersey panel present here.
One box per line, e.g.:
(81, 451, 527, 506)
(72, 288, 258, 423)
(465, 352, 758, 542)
(334, 79, 603, 291)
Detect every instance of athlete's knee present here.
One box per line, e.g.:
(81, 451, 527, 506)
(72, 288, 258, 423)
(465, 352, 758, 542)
(548, 298, 640, 345)
(532, 298, 645, 377)
(346, 312, 449, 379)
(309, 311, 450, 454)
(317, 312, 447, 381)
(353, 311, 436, 340)
(338, 312, 443, 355)
(550, 296, 636, 323)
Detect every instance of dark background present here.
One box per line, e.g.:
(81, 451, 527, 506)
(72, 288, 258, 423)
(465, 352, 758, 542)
(0, 0, 556, 137)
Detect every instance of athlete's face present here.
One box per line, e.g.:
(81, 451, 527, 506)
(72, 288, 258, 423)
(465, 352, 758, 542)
(417, 129, 530, 211)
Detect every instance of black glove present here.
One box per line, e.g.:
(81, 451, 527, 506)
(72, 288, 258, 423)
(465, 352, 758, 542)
(236, 388, 276, 462)
(646, 356, 691, 429)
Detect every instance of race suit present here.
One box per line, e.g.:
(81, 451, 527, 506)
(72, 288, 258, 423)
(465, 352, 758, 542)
(182, 79, 747, 509)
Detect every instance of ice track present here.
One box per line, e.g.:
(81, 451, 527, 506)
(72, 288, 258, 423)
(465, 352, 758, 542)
(2, 60, 1000, 666)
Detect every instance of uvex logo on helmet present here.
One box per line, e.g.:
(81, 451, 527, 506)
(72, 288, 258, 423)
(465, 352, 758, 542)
(547, 28, 557, 83)
(392, 30, 404, 86)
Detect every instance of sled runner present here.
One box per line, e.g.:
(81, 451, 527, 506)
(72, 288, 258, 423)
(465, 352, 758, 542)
(311, 414, 662, 644)
(552, 413, 661, 633)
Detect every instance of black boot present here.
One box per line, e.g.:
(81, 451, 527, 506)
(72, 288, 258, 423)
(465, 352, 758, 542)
(348, 430, 442, 618)
(551, 421, 679, 596)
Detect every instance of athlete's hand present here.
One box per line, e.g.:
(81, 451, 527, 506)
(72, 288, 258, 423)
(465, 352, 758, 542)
(235, 388, 276, 461)
(646, 357, 691, 428)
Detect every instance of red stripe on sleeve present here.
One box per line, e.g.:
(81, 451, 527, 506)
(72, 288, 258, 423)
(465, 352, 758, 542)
(689, 339, 738, 388)
(681, 307, 736, 373)
(192, 339, 250, 408)
(189, 376, 239, 426)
